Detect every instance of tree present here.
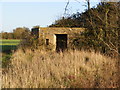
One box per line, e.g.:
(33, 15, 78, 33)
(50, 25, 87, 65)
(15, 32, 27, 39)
(13, 27, 30, 39)
(7, 33, 14, 39)
(79, 2, 119, 57)
(2, 32, 8, 39)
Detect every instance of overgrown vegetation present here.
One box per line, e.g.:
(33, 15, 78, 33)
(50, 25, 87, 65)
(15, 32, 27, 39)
(19, 32, 42, 51)
(2, 49, 119, 88)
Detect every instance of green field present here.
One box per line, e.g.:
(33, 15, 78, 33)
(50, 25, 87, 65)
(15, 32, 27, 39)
(0, 39, 20, 53)
(0, 39, 20, 45)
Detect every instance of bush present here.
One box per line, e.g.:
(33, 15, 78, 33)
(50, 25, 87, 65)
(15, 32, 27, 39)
(19, 34, 40, 51)
(2, 54, 12, 68)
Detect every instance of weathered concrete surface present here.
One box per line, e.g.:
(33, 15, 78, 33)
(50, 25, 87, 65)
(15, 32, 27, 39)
(32, 27, 85, 51)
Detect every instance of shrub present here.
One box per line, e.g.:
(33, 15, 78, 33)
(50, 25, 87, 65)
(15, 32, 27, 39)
(2, 54, 12, 68)
(19, 34, 40, 51)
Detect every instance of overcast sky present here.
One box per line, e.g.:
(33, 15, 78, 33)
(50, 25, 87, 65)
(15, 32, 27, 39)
(0, 0, 100, 32)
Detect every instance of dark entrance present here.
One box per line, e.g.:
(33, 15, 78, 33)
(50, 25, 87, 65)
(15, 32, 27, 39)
(55, 34, 67, 52)
(46, 39, 49, 45)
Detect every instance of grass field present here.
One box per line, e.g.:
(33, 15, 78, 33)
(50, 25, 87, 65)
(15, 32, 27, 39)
(0, 39, 20, 45)
(2, 49, 119, 88)
(0, 39, 20, 53)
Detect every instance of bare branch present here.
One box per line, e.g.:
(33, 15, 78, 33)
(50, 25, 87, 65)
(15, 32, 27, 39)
(64, 0, 70, 15)
(74, 0, 81, 3)
(99, 37, 119, 55)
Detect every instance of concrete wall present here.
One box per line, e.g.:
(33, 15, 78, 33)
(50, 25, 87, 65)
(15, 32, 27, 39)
(32, 27, 85, 51)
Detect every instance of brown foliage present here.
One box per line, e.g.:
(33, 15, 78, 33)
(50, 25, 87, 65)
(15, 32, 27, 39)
(2, 49, 119, 88)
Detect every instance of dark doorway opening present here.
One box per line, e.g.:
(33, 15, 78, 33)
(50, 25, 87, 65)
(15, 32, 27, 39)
(46, 39, 49, 45)
(55, 34, 67, 52)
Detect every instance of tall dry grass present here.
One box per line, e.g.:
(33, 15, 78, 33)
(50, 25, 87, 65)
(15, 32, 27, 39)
(2, 49, 119, 88)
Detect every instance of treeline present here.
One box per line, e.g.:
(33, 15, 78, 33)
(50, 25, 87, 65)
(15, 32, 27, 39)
(0, 27, 30, 39)
(50, 2, 120, 57)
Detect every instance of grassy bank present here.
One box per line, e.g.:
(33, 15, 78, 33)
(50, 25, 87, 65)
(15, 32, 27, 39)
(2, 49, 119, 88)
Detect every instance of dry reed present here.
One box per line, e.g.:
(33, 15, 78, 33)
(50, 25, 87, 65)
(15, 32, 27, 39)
(2, 49, 119, 88)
